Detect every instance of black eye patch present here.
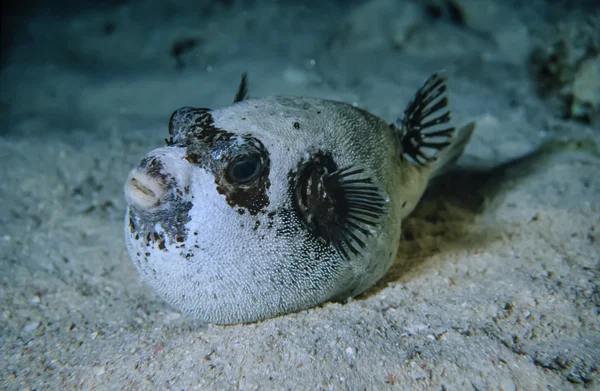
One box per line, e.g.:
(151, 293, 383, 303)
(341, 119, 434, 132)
(170, 107, 235, 149)
(214, 135, 271, 215)
(172, 107, 270, 215)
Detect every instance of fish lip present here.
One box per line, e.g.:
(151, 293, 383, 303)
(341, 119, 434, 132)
(124, 168, 165, 210)
(130, 177, 156, 198)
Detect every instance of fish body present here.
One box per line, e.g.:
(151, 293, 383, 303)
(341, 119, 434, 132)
(124, 73, 475, 324)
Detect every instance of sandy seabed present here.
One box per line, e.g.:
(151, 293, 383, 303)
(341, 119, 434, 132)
(1, 0, 598, 389)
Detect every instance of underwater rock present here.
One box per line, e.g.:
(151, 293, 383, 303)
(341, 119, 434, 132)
(448, 0, 531, 64)
(328, 0, 426, 51)
(530, 15, 600, 124)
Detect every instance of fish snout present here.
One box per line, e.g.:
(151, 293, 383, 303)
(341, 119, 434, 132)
(124, 168, 165, 210)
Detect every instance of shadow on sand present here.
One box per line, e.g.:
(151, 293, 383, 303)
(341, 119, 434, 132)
(364, 138, 598, 296)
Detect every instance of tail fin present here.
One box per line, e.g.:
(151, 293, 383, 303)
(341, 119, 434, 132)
(430, 122, 476, 178)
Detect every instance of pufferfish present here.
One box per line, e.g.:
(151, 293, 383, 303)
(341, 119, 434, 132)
(124, 72, 475, 325)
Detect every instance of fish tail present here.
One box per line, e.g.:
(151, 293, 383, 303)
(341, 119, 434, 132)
(430, 122, 476, 178)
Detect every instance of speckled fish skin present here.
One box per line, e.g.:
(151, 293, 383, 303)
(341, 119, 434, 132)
(123, 73, 475, 325)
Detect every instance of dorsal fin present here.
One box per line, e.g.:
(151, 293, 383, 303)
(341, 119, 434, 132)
(233, 73, 249, 103)
(395, 72, 455, 165)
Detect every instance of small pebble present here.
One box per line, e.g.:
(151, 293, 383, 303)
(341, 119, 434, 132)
(30, 294, 41, 304)
(94, 365, 106, 376)
(345, 347, 356, 360)
(23, 319, 40, 333)
(164, 311, 181, 322)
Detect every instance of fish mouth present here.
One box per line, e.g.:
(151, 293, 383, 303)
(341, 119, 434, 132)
(130, 178, 156, 198)
(124, 169, 164, 209)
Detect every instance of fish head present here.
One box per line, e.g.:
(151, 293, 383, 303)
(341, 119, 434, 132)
(124, 99, 389, 324)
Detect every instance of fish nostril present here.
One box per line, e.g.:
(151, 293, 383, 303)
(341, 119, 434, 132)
(124, 169, 164, 209)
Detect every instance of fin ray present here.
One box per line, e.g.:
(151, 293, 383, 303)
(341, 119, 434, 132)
(292, 158, 389, 261)
(395, 72, 455, 165)
(233, 73, 249, 103)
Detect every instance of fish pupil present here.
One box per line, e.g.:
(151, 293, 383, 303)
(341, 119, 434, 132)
(228, 155, 262, 183)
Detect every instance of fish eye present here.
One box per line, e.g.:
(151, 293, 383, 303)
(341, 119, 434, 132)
(227, 154, 262, 184)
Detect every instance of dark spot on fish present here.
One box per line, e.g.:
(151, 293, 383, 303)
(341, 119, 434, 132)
(237, 208, 245, 215)
(293, 121, 300, 129)
(402, 201, 407, 208)
(176, 236, 185, 242)
(139, 157, 165, 179)
(128, 187, 192, 248)
(129, 216, 136, 232)
(253, 220, 260, 230)
(158, 241, 166, 250)
(170, 108, 234, 150)
(266, 210, 277, 229)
